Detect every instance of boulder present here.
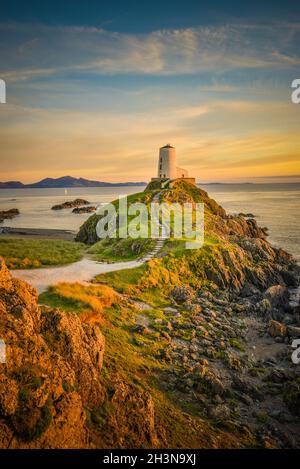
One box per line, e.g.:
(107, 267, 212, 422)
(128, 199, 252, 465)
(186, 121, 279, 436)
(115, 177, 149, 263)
(72, 206, 96, 214)
(163, 307, 178, 314)
(256, 298, 272, 317)
(170, 285, 194, 303)
(287, 325, 300, 339)
(268, 320, 287, 338)
(282, 315, 295, 326)
(0, 208, 20, 223)
(264, 285, 289, 308)
(51, 199, 90, 210)
(281, 270, 299, 287)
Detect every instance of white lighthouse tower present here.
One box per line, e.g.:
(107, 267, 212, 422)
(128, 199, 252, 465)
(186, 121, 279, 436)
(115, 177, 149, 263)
(152, 143, 195, 186)
(157, 144, 177, 179)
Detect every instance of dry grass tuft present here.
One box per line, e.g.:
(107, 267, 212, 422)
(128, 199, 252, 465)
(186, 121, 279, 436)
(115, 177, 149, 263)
(48, 282, 118, 324)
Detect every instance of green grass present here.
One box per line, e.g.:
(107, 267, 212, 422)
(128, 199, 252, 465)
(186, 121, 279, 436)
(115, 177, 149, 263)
(39, 289, 87, 312)
(255, 412, 270, 424)
(94, 264, 147, 293)
(160, 235, 220, 258)
(88, 237, 156, 262)
(94, 264, 169, 307)
(159, 239, 187, 257)
(0, 237, 85, 269)
(229, 338, 245, 352)
(90, 235, 224, 307)
(76, 190, 159, 244)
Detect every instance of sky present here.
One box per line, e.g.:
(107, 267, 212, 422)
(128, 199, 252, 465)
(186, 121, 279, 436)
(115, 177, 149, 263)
(0, 0, 300, 183)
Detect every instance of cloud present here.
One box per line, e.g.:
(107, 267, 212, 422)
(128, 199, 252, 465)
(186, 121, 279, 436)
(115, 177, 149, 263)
(0, 97, 299, 182)
(0, 20, 299, 182)
(1, 68, 57, 81)
(1, 21, 300, 81)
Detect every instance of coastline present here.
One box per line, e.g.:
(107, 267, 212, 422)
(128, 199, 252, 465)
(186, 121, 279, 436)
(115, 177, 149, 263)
(1, 183, 299, 259)
(0, 226, 76, 241)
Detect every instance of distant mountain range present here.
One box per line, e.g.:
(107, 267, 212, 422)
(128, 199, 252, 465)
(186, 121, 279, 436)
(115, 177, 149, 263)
(0, 176, 146, 189)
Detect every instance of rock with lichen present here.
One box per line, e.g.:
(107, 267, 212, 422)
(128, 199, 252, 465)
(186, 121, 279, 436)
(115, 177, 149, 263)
(0, 258, 104, 448)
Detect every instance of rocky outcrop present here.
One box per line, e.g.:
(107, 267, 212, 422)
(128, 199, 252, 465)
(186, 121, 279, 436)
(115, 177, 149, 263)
(95, 378, 161, 448)
(268, 320, 287, 338)
(170, 285, 195, 303)
(0, 208, 19, 223)
(51, 199, 90, 210)
(72, 206, 96, 214)
(136, 278, 300, 447)
(0, 259, 165, 449)
(238, 213, 255, 218)
(184, 238, 299, 296)
(226, 217, 267, 239)
(0, 258, 105, 448)
(264, 285, 290, 308)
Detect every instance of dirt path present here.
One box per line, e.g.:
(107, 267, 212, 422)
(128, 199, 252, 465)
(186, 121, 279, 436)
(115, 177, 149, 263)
(13, 191, 166, 293)
(13, 257, 146, 293)
(13, 237, 165, 293)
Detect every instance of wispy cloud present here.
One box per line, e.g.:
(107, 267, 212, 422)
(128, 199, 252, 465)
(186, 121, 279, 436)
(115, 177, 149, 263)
(1, 68, 58, 81)
(0, 97, 299, 182)
(1, 21, 300, 81)
(1, 20, 299, 182)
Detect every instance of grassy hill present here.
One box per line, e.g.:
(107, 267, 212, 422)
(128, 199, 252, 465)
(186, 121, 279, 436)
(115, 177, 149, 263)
(36, 180, 300, 448)
(3, 180, 299, 448)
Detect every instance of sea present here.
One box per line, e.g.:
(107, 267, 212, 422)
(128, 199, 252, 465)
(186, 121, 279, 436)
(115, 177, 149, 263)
(0, 183, 299, 262)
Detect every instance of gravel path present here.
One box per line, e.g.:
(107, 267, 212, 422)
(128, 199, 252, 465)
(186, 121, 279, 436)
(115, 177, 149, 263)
(13, 257, 146, 293)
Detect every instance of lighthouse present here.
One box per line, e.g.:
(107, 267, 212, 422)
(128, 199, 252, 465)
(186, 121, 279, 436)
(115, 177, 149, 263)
(152, 144, 195, 186)
(157, 144, 177, 179)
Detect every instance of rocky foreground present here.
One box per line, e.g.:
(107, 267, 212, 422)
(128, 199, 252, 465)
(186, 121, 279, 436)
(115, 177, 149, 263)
(0, 180, 300, 448)
(0, 260, 164, 448)
(141, 282, 300, 448)
(0, 259, 104, 447)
